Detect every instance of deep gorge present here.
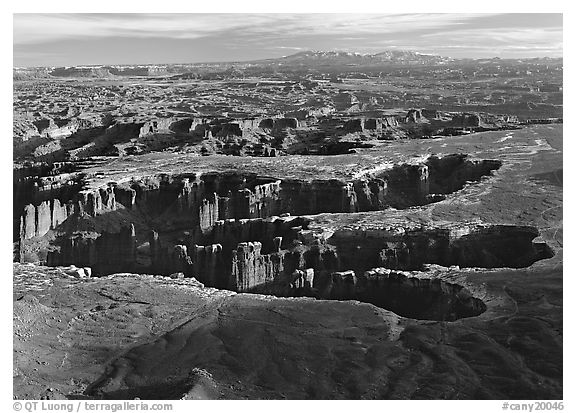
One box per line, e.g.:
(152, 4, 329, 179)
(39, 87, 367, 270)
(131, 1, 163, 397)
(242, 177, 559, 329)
(14, 154, 553, 321)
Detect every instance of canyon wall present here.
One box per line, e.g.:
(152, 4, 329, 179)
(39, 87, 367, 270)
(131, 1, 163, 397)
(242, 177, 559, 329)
(344, 116, 399, 133)
(18, 155, 538, 292)
(46, 223, 137, 275)
(13, 160, 553, 323)
(320, 267, 487, 321)
(19, 186, 118, 241)
(230, 242, 285, 291)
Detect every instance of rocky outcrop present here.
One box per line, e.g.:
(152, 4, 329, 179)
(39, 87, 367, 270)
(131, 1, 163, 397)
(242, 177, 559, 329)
(380, 164, 430, 208)
(62, 265, 92, 278)
(139, 119, 175, 137)
(20, 199, 75, 240)
(46, 223, 137, 275)
(289, 268, 314, 291)
(236, 118, 262, 131)
(214, 123, 243, 137)
(14, 163, 82, 242)
(378, 241, 412, 269)
(352, 179, 388, 211)
(425, 155, 502, 194)
(328, 224, 553, 273)
(170, 244, 193, 276)
(145, 218, 301, 290)
(237, 180, 282, 218)
(257, 117, 299, 130)
(328, 270, 357, 300)
(209, 216, 307, 253)
(405, 109, 424, 123)
(365, 116, 399, 130)
(230, 242, 285, 292)
(191, 244, 225, 287)
(190, 117, 213, 134)
(188, 116, 297, 139)
(49, 66, 115, 78)
(343, 116, 399, 133)
(273, 236, 282, 252)
(451, 113, 481, 128)
(199, 193, 219, 232)
(77, 187, 118, 216)
(36, 201, 52, 237)
(149, 230, 162, 273)
(115, 186, 137, 210)
(279, 179, 358, 214)
(21, 204, 38, 240)
(32, 117, 81, 139)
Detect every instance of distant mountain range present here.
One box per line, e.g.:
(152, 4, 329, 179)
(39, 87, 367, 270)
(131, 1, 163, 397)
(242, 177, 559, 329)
(256, 50, 454, 66)
(13, 49, 562, 79)
(252, 50, 562, 68)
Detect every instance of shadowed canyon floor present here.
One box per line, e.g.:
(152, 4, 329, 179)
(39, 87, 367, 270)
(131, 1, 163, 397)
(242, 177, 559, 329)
(13, 124, 562, 399)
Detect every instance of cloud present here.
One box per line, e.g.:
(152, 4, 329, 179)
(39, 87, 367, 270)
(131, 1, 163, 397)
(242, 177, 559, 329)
(275, 46, 305, 50)
(13, 13, 488, 44)
(13, 13, 563, 65)
(422, 27, 562, 42)
(419, 27, 563, 55)
(232, 13, 492, 39)
(14, 14, 274, 44)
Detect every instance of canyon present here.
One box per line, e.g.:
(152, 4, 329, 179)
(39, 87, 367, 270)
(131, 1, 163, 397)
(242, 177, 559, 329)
(14, 153, 551, 324)
(13, 52, 563, 400)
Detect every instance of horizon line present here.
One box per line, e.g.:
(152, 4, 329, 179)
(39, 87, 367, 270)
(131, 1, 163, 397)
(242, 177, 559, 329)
(13, 49, 565, 69)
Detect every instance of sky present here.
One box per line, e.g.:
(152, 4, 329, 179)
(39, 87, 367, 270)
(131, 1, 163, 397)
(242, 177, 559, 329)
(13, 13, 563, 67)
